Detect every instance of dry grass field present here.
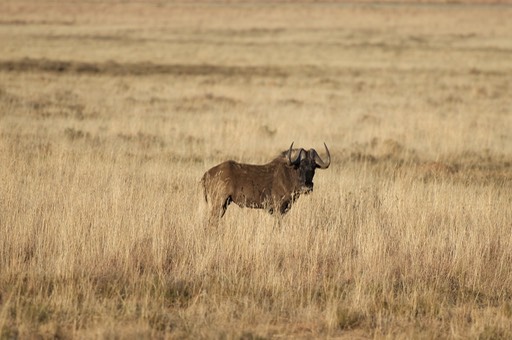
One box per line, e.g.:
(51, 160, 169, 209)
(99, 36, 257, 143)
(1, 1, 512, 338)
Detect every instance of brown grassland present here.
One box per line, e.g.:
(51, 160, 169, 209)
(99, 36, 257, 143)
(1, 1, 512, 338)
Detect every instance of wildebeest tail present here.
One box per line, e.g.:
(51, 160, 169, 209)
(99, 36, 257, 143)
(200, 173, 208, 203)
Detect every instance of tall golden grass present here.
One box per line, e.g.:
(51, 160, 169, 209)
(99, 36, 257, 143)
(1, 1, 511, 338)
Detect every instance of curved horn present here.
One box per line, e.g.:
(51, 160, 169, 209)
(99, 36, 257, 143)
(313, 143, 331, 169)
(287, 142, 302, 165)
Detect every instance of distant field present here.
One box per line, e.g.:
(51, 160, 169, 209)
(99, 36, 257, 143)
(1, 1, 511, 338)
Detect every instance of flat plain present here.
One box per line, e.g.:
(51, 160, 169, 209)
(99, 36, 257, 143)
(1, 1, 511, 338)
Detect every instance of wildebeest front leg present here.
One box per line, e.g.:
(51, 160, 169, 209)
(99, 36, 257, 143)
(279, 199, 292, 215)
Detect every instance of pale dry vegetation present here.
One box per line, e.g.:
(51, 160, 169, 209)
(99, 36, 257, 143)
(1, 1, 511, 338)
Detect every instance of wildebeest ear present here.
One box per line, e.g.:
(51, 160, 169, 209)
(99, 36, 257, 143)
(292, 149, 305, 166)
(300, 149, 308, 162)
(299, 149, 308, 163)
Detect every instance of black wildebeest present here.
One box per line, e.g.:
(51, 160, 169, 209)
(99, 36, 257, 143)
(201, 142, 330, 224)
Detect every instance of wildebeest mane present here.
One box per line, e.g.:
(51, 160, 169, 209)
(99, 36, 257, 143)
(277, 148, 304, 160)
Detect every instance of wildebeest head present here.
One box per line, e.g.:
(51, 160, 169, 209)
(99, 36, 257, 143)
(286, 142, 331, 194)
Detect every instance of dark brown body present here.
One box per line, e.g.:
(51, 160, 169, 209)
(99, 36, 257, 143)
(201, 143, 330, 223)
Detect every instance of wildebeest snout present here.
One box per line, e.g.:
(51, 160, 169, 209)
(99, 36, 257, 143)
(303, 182, 314, 194)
